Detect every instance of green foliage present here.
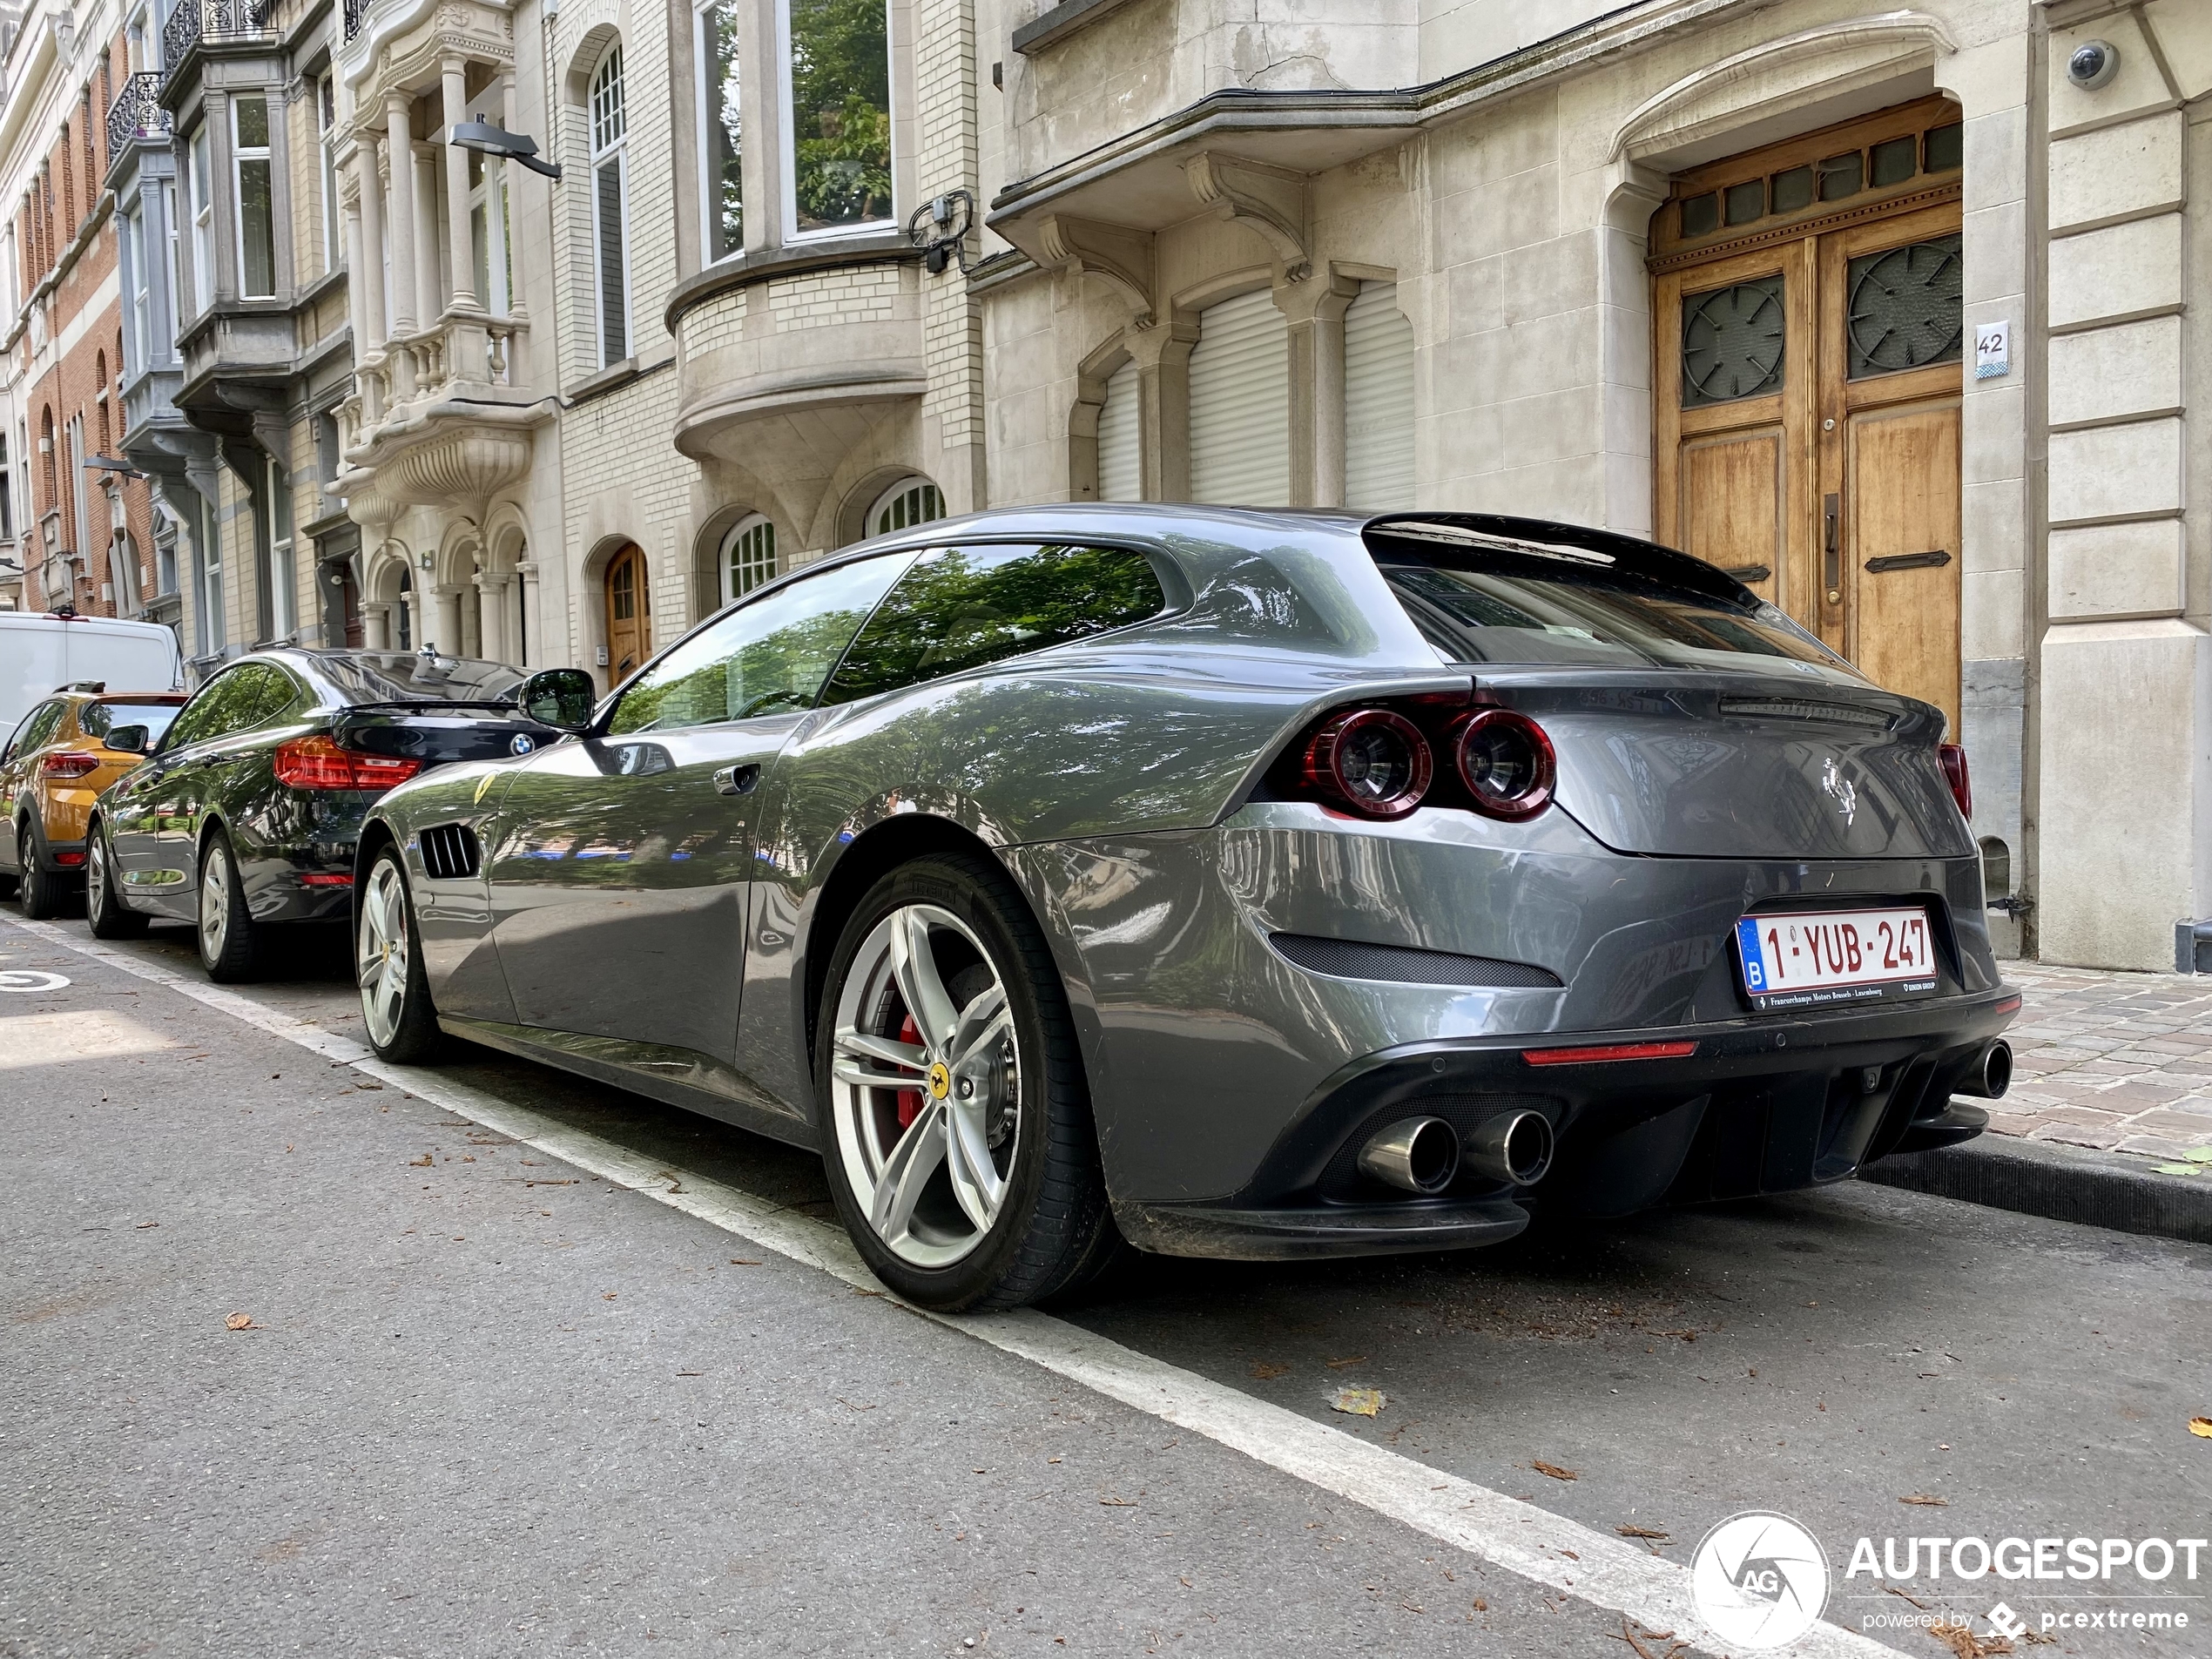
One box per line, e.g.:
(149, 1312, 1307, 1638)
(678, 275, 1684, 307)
(788, 0, 891, 228)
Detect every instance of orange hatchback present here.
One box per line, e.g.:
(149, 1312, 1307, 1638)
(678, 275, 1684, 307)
(2, 686, 187, 918)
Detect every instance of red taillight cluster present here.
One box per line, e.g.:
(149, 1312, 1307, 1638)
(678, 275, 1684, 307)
(1937, 743, 1972, 820)
(40, 751, 103, 779)
(1292, 699, 1557, 822)
(273, 735, 423, 792)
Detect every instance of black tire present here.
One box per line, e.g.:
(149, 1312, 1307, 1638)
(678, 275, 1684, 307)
(84, 821, 149, 940)
(196, 829, 260, 982)
(815, 851, 1114, 1313)
(356, 844, 445, 1063)
(17, 817, 76, 921)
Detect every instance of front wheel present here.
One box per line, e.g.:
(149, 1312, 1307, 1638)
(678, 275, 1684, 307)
(357, 846, 443, 1062)
(85, 825, 148, 940)
(816, 852, 1114, 1312)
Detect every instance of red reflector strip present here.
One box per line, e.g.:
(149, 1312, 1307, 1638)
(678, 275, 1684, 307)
(1993, 993, 2021, 1015)
(53, 851, 86, 867)
(1521, 1040, 1697, 1067)
(299, 873, 354, 887)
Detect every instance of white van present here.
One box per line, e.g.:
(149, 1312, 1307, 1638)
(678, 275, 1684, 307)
(0, 612, 184, 736)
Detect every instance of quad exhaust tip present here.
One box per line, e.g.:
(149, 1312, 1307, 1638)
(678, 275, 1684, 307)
(1466, 1109, 1554, 1187)
(1358, 1116, 1460, 1195)
(1958, 1039, 2013, 1100)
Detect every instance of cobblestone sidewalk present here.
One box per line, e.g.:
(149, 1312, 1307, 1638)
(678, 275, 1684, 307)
(1988, 962, 2212, 1169)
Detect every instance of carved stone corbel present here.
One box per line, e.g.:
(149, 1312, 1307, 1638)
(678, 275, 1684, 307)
(1038, 214, 1157, 327)
(1184, 152, 1311, 280)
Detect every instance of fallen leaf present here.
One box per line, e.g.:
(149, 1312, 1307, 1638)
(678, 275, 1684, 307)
(225, 1312, 255, 1331)
(1098, 1495, 1136, 1507)
(1532, 1460, 1579, 1481)
(135, 1221, 158, 1230)
(1899, 1494, 1950, 1506)
(1472, 1598, 1488, 1613)
(2189, 1418, 2212, 1439)
(1331, 1386, 1385, 1418)
(2153, 1163, 2201, 1176)
(602, 1292, 617, 1300)
(1929, 1617, 2012, 1658)
(1249, 1362, 1291, 1380)
(1615, 1524, 1669, 1541)
(2185, 1147, 2212, 1163)
(408, 1153, 433, 1166)
(1325, 1354, 1369, 1369)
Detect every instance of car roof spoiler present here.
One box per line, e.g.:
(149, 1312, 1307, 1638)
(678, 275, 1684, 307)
(1360, 512, 1748, 603)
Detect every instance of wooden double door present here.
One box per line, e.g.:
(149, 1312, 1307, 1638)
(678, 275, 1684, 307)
(1653, 99, 1966, 734)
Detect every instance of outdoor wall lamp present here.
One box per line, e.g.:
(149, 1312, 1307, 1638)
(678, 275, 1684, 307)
(83, 453, 145, 480)
(448, 119, 562, 180)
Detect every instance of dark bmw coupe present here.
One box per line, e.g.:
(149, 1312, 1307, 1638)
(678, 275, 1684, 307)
(349, 509, 2016, 1312)
(84, 649, 562, 981)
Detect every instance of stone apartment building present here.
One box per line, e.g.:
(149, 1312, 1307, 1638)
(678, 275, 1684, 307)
(0, 0, 160, 628)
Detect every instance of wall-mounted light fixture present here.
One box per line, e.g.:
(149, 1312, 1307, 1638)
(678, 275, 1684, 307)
(448, 118, 562, 179)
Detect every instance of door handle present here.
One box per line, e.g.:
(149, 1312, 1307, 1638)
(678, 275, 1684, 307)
(1823, 493, 1841, 604)
(1865, 550, 1952, 574)
(712, 764, 759, 798)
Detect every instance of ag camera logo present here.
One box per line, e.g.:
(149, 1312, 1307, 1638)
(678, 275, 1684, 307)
(1692, 1512, 1831, 1649)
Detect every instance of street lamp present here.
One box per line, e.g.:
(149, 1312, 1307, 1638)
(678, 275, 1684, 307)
(448, 118, 562, 180)
(82, 453, 146, 480)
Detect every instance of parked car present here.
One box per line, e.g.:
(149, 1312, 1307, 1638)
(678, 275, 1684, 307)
(0, 610, 181, 735)
(83, 649, 563, 981)
(350, 508, 2017, 1312)
(1, 686, 189, 916)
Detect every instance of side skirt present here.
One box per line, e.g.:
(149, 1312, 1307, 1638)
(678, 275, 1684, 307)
(438, 1015, 820, 1153)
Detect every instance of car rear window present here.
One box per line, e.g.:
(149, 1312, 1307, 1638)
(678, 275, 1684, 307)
(82, 700, 183, 741)
(312, 653, 527, 706)
(1370, 530, 1847, 673)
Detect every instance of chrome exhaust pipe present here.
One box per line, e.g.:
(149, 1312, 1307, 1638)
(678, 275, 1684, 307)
(1955, 1039, 2013, 1100)
(1464, 1109, 1554, 1187)
(1358, 1116, 1460, 1195)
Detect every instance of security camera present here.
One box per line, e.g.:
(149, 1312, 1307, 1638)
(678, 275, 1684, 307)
(2067, 40, 2120, 91)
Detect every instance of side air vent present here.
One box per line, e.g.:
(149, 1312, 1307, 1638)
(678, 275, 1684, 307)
(1268, 933, 1562, 989)
(1719, 697, 1895, 732)
(417, 823, 481, 880)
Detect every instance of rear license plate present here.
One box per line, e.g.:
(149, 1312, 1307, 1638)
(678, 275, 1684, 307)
(1735, 907, 1938, 1010)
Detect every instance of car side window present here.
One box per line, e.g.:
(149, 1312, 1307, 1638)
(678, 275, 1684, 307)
(819, 543, 1167, 706)
(160, 666, 284, 752)
(4, 700, 64, 762)
(606, 554, 915, 737)
(237, 665, 305, 730)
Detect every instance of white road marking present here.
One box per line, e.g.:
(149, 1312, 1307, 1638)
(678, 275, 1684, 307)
(9, 914, 1899, 1657)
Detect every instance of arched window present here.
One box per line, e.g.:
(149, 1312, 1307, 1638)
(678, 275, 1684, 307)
(869, 475, 942, 538)
(1343, 280, 1415, 509)
(720, 512, 777, 603)
(1189, 289, 1289, 507)
(1096, 358, 1139, 501)
(590, 44, 630, 367)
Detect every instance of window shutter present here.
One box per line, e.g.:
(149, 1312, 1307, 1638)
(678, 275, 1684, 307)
(596, 158, 627, 364)
(1096, 358, 1139, 501)
(1188, 289, 1290, 507)
(1343, 280, 1415, 509)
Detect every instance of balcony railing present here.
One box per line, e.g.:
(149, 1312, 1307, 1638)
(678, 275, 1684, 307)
(343, 0, 368, 40)
(163, 0, 274, 68)
(106, 71, 172, 162)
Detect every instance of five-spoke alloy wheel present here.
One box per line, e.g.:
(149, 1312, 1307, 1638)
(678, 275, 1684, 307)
(358, 845, 442, 1062)
(197, 832, 260, 981)
(84, 824, 148, 940)
(818, 853, 1115, 1312)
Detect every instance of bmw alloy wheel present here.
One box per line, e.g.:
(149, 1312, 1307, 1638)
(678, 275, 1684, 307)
(358, 856, 410, 1049)
(199, 841, 233, 961)
(829, 902, 1021, 1269)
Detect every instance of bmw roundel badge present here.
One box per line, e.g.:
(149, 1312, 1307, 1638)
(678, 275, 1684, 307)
(510, 734, 536, 756)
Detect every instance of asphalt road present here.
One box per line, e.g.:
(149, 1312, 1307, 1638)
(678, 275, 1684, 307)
(3, 904, 2209, 1659)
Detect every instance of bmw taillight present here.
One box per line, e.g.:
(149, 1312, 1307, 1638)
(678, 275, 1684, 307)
(1302, 708, 1433, 819)
(273, 735, 424, 792)
(40, 752, 103, 779)
(1938, 743, 1972, 819)
(1454, 709, 1555, 820)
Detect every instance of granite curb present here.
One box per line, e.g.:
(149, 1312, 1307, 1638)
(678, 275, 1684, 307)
(1861, 1132, 2212, 1247)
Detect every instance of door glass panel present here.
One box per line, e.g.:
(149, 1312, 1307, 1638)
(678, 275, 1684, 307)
(1723, 179, 1764, 226)
(1681, 278, 1785, 408)
(1817, 152, 1862, 201)
(1869, 134, 1918, 188)
(1845, 233, 1962, 379)
(1924, 122, 1963, 173)
(1678, 192, 1718, 237)
(1770, 165, 1814, 214)
(605, 553, 912, 734)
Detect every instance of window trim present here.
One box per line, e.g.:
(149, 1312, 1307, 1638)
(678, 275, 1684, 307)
(776, 0, 897, 246)
(695, 0, 744, 266)
(187, 124, 212, 314)
(866, 475, 942, 540)
(588, 44, 631, 367)
(718, 511, 777, 605)
(317, 74, 342, 279)
(232, 94, 277, 301)
(469, 148, 513, 314)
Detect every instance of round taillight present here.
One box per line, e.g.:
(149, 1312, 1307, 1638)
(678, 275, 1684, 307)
(1454, 709, 1555, 819)
(1304, 709, 1433, 819)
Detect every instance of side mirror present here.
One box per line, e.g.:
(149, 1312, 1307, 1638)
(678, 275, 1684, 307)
(104, 725, 150, 755)
(517, 668, 597, 732)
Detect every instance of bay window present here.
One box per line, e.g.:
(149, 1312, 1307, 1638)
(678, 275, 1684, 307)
(590, 46, 630, 365)
(188, 125, 212, 313)
(123, 206, 151, 369)
(781, 0, 892, 239)
(697, 0, 743, 261)
(234, 96, 276, 299)
(319, 75, 341, 277)
(469, 148, 512, 314)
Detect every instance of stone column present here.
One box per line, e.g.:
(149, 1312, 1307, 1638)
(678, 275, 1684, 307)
(515, 556, 538, 667)
(476, 569, 512, 663)
(1275, 273, 1357, 509)
(1124, 319, 1197, 502)
(355, 136, 388, 353)
(432, 583, 464, 653)
(414, 145, 442, 328)
(364, 599, 392, 649)
(383, 94, 417, 335)
(442, 58, 477, 312)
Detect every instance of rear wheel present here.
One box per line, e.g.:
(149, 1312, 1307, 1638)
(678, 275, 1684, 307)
(84, 823, 148, 940)
(817, 853, 1115, 1312)
(357, 846, 443, 1062)
(17, 816, 74, 921)
(197, 831, 260, 982)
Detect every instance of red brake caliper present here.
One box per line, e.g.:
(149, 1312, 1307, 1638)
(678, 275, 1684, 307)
(895, 1013, 924, 1130)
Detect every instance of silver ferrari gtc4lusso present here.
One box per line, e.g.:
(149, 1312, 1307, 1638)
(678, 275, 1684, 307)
(352, 508, 2016, 1310)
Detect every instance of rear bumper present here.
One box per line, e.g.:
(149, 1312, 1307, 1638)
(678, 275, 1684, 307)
(238, 843, 359, 924)
(1115, 987, 2016, 1260)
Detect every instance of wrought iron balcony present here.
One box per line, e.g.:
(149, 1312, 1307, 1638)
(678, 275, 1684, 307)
(343, 0, 368, 40)
(105, 71, 172, 163)
(163, 0, 274, 68)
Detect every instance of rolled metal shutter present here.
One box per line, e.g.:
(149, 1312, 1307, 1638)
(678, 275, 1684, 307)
(1344, 280, 1414, 509)
(1096, 359, 1140, 500)
(1189, 289, 1290, 506)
